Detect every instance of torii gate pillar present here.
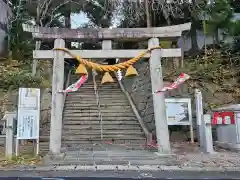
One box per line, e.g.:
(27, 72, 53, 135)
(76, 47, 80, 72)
(148, 38, 171, 154)
(49, 39, 65, 155)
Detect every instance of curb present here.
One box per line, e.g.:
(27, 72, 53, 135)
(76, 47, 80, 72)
(0, 165, 238, 172)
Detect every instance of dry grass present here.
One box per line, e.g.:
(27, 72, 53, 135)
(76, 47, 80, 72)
(0, 144, 45, 168)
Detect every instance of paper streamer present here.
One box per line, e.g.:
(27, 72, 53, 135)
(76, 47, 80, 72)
(61, 75, 88, 93)
(153, 73, 190, 94)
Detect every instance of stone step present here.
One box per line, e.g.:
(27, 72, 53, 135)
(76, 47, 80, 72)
(63, 124, 142, 134)
(62, 134, 145, 140)
(63, 115, 137, 119)
(71, 89, 122, 93)
(38, 140, 147, 146)
(63, 109, 133, 113)
(65, 102, 131, 106)
(34, 143, 149, 151)
(37, 136, 147, 142)
(38, 136, 51, 142)
(98, 97, 128, 100)
(38, 139, 147, 147)
(61, 139, 146, 145)
(66, 94, 126, 98)
(65, 97, 128, 101)
(80, 82, 118, 85)
(67, 97, 122, 100)
(63, 112, 135, 117)
(71, 78, 102, 81)
(63, 119, 139, 123)
(62, 130, 144, 135)
(62, 125, 142, 130)
(78, 82, 118, 85)
(64, 105, 132, 110)
(68, 89, 121, 93)
(64, 103, 131, 107)
(63, 116, 138, 121)
(70, 92, 124, 95)
(61, 144, 147, 151)
(66, 91, 95, 94)
(63, 121, 139, 125)
(80, 86, 121, 89)
(61, 135, 146, 141)
(64, 103, 99, 107)
(61, 146, 146, 151)
(71, 91, 122, 95)
(64, 100, 130, 104)
(61, 141, 145, 148)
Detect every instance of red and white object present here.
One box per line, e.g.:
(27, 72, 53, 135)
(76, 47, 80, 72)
(153, 73, 190, 94)
(60, 75, 88, 93)
(212, 112, 235, 125)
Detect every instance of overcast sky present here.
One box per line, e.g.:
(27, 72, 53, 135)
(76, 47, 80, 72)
(71, 13, 89, 28)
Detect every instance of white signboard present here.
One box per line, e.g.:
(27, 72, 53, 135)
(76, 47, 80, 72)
(17, 110, 39, 139)
(17, 88, 40, 140)
(165, 98, 192, 126)
(165, 98, 194, 143)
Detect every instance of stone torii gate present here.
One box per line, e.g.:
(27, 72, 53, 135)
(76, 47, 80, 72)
(23, 23, 191, 156)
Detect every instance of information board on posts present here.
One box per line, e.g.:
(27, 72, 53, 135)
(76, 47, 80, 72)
(165, 98, 192, 126)
(17, 88, 40, 140)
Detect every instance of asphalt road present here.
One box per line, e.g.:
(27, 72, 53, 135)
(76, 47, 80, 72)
(0, 170, 239, 179)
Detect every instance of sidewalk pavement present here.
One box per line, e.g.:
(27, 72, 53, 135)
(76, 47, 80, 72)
(2, 142, 240, 172)
(4, 149, 240, 172)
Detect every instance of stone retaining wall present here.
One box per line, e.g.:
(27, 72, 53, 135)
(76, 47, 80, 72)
(122, 60, 155, 132)
(122, 60, 193, 135)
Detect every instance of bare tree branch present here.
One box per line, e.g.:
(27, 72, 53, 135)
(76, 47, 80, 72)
(41, 0, 72, 27)
(41, 0, 54, 20)
(10, 0, 24, 23)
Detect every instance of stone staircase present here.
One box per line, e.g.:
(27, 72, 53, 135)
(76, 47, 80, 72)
(61, 74, 147, 151)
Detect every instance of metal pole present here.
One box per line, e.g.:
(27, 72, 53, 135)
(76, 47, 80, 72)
(92, 70, 103, 140)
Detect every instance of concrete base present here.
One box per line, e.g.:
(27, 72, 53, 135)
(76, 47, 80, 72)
(44, 151, 66, 162)
(215, 141, 240, 151)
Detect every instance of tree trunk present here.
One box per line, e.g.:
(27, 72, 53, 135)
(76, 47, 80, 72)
(64, 3, 71, 48)
(214, 28, 219, 46)
(190, 18, 199, 53)
(145, 0, 151, 27)
(162, 2, 171, 25)
(64, 10, 71, 28)
(189, 0, 199, 54)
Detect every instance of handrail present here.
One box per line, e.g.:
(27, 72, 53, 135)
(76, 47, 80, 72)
(92, 69, 104, 140)
(114, 72, 153, 144)
(62, 68, 71, 112)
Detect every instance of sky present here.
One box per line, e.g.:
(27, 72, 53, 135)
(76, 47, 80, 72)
(71, 13, 89, 28)
(70, 10, 120, 28)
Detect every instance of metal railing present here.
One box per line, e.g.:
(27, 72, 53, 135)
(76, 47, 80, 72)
(114, 72, 153, 144)
(62, 68, 72, 113)
(92, 70, 103, 140)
